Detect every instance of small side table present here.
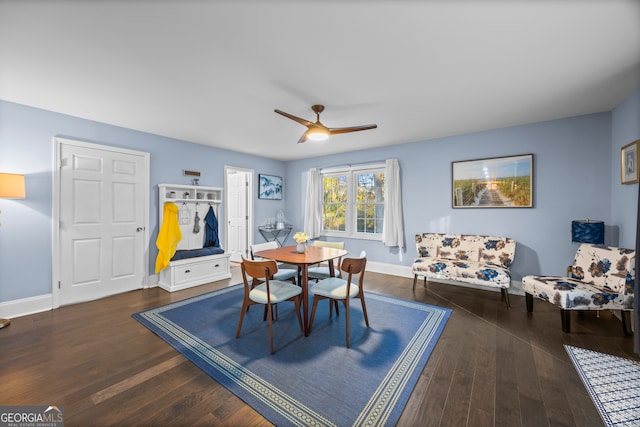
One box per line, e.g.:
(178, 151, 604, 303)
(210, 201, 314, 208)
(258, 225, 292, 247)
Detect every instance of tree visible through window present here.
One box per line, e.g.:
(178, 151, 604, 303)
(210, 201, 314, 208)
(322, 175, 347, 232)
(322, 166, 385, 238)
(356, 171, 384, 234)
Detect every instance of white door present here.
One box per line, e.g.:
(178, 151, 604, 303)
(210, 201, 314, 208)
(225, 167, 253, 262)
(57, 139, 149, 305)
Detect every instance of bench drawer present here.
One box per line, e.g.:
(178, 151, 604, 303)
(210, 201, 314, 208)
(175, 259, 224, 283)
(159, 253, 231, 292)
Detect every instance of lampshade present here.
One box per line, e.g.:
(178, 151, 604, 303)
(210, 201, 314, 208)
(0, 172, 25, 330)
(571, 220, 604, 244)
(0, 173, 26, 199)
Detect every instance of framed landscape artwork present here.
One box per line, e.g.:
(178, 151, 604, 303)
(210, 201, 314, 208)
(258, 174, 283, 200)
(621, 140, 639, 184)
(452, 154, 533, 208)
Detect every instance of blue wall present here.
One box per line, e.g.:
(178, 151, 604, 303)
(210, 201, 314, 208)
(1, 86, 639, 307)
(285, 112, 615, 283)
(0, 100, 285, 302)
(611, 87, 640, 250)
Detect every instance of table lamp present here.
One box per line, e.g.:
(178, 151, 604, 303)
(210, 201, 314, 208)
(571, 219, 605, 245)
(0, 172, 26, 329)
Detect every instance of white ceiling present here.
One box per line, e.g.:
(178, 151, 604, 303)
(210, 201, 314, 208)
(1, 1, 639, 161)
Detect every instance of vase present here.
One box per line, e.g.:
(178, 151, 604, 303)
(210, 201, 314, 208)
(296, 242, 306, 253)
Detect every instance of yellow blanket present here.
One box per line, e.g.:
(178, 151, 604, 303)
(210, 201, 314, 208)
(155, 202, 182, 274)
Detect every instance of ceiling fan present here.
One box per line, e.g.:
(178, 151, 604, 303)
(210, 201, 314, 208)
(274, 104, 377, 144)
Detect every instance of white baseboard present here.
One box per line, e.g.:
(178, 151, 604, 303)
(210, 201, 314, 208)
(365, 260, 414, 278)
(0, 294, 53, 319)
(149, 274, 159, 287)
(0, 278, 161, 320)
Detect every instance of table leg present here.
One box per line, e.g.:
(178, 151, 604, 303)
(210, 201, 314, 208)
(328, 259, 339, 315)
(301, 264, 310, 336)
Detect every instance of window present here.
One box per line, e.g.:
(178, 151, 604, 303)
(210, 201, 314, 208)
(322, 174, 348, 232)
(321, 165, 385, 239)
(356, 171, 384, 234)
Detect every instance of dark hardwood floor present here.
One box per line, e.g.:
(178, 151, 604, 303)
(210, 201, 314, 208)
(2, 266, 637, 426)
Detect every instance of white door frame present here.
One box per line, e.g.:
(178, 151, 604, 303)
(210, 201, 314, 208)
(224, 165, 254, 262)
(52, 137, 150, 308)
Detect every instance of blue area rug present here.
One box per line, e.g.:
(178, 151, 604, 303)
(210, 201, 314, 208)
(565, 345, 640, 427)
(133, 284, 451, 426)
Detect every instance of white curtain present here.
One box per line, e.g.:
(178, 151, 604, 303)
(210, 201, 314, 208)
(382, 158, 404, 248)
(303, 168, 322, 239)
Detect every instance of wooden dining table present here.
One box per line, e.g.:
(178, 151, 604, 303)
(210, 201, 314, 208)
(254, 244, 348, 336)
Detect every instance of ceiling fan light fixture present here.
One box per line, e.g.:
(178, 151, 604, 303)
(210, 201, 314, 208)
(307, 129, 329, 141)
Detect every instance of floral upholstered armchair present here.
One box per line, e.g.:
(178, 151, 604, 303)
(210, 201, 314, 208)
(522, 243, 635, 334)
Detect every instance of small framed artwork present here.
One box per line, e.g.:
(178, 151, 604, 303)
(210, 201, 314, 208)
(258, 174, 283, 200)
(621, 140, 639, 184)
(452, 154, 533, 208)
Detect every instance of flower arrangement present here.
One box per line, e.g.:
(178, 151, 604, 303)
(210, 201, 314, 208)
(293, 232, 309, 244)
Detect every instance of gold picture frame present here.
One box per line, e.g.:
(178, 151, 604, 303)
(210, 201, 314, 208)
(621, 140, 639, 184)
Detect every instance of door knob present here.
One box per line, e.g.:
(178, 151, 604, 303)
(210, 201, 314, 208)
(136, 227, 145, 232)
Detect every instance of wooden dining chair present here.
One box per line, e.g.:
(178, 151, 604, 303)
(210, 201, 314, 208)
(307, 240, 345, 282)
(308, 253, 369, 348)
(236, 257, 303, 354)
(250, 241, 298, 285)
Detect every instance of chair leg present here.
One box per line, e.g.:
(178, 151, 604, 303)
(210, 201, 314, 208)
(360, 294, 369, 327)
(327, 299, 340, 319)
(561, 309, 571, 333)
(412, 274, 417, 290)
(501, 288, 511, 308)
(309, 296, 322, 334)
(525, 293, 534, 312)
(247, 282, 258, 313)
(236, 300, 250, 338)
(267, 303, 274, 354)
(344, 298, 351, 348)
(262, 304, 278, 321)
(294, 296, 303, 332)
(622, 310, 632, 336)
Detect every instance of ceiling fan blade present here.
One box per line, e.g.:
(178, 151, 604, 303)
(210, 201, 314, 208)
(274, 109, 314, 127)
(297, 130, 310, 144)
(328, 124, 378, 135)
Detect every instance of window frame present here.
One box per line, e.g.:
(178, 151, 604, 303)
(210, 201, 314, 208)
(320, 164, 385, 241)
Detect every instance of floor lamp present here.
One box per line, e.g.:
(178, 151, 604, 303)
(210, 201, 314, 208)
(0, 172, 26, 329)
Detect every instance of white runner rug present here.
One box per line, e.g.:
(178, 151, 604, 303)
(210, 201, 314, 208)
(565, 345, 640, 427)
